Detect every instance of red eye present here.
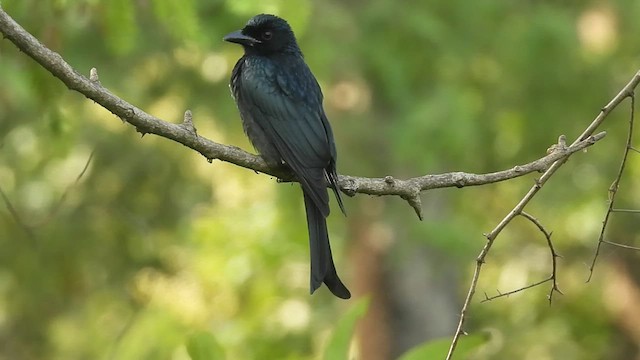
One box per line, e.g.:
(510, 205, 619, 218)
(262, 31, 273, 40)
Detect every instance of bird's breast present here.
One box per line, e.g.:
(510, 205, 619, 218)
(240, 56, 277, 83)
(230, 56, 283, 166)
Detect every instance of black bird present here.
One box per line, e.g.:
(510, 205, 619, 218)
(224, 14, 351, 299)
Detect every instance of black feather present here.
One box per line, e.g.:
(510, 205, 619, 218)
(225, 14, 350, 298)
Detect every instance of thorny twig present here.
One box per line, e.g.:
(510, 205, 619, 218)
(481, 211, 562, 304)
(601, 240, 640, 251)
(588, 92, 640, 280)
(1, 7, 638, 360)
(446, 71, 640, 360)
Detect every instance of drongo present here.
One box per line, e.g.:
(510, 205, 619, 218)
(224, 14, 351, 299)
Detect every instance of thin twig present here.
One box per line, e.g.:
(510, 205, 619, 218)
(610, 208, 640, 213)
(482, 278, 552, 302)
(446, 71, 640, 360)
(587, 92, 636, 281)
(1, 7, 638, 360)
(108, 305, 142, 360)
(601, 240, 640, 251)
(0, 184, 36, 241)
(521, 211, 563, 303)
(481, 212, 562, 304)
(32, 150, 94, 227)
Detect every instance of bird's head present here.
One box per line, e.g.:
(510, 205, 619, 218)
(223, 14, 301, 55)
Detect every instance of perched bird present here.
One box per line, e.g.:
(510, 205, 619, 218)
(224, 14, 351, 299)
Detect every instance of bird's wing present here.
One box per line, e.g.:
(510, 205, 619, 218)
(275, 66, 346, 216)
(238, 61, 333, 216)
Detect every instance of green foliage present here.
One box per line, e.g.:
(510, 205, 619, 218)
(151, 0, 203, 44)
(323, 297, 370, 360)
(187, 331, 225, 360)
(398, 333, 488, 360)
(104, 0, 137, 55)
(1, 1, 640, 359)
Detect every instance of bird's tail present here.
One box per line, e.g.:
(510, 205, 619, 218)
(303, 192, 351, 299)
(326, 169, 346, 216)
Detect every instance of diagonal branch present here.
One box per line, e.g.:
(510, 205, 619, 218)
(588, 93, 638, 280)
(2, 7, 638, 360)
(446, 71, 640, 360)
(0, 7, 605, 220)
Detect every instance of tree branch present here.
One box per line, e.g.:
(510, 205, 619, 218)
(481, 211, 562, 303)
(3, 7, 637, 360)
(588, 92, 639, 280)
(0, 6, 605, 220)
(446, 70, 640, 359)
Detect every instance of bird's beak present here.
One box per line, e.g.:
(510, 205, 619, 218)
(223, 30, 261, 46)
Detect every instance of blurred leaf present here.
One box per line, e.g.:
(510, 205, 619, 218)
(104, 0, 137, 55)
(2, 1, 639, 359)
(224, 0, 311, 36)
(225, 0, 280, 16)
(323, 297, 370, 360)
(186, 331, 225, 360)
(151, 0, 202, 43)
(398, 333, 488, 360)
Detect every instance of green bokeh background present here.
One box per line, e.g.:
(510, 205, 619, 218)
(1, 1, 639, 359)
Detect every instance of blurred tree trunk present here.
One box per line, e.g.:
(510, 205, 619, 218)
(350, 195, 461, 359)
(351, 214, 392, 360)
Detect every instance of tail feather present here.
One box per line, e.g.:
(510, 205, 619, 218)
(303, 192, 351, 299)
(326, 170, 346, 216)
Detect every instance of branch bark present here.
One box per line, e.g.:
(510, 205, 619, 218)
(446, 71, 640, 359)
(0, 6, 604, 219)
(3, 6, 637, 360)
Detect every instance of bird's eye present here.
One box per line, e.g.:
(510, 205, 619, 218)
(262, 31, 273, 40)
